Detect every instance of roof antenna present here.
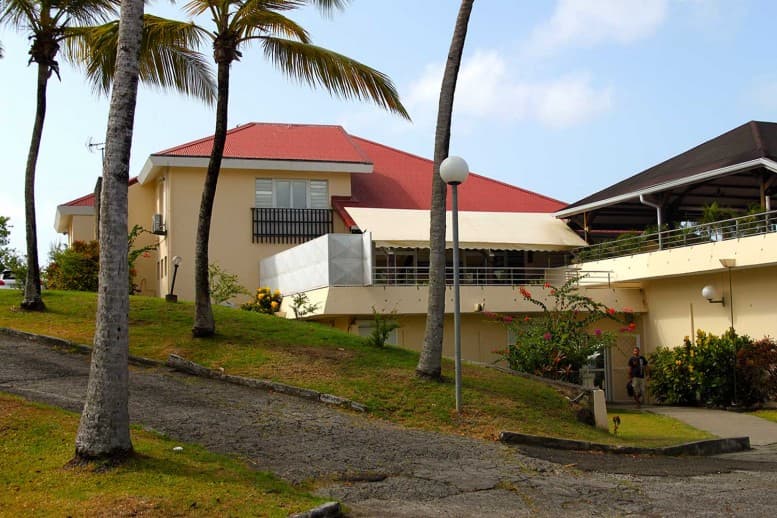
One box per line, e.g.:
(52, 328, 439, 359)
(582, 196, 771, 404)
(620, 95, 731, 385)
(86, 137, 105, 163)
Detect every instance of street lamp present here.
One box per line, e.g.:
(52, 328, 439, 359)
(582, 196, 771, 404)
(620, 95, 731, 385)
(166, 255, 182, 303)
(440, 155, 469, 414)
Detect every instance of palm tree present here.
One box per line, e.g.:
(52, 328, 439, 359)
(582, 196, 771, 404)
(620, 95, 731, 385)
(1, 0, 215, 312)
(416, 0, 474, 380)
(73, 0, 145, 461)
(184, 0, 409, 337)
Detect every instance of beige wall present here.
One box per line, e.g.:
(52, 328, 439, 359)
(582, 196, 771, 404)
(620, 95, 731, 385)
(289, 284, 646, 319)
(641, 265, 777, 351)
(68, 215, 95, 244)
(158, 166, 353, 302)
(128, 181, 158, 296)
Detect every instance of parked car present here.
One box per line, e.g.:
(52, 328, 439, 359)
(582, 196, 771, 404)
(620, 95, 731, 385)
(0, 270, 16, 289)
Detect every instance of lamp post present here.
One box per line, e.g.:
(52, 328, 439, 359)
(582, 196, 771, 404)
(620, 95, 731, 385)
(166, 256, 182, 303)
(440, 155, 469, 414)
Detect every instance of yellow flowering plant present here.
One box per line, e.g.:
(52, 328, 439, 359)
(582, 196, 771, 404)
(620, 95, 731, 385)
(240, 287, 283, 314)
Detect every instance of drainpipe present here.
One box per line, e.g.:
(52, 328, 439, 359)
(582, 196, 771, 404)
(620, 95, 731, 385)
(639, 195, 663, 250)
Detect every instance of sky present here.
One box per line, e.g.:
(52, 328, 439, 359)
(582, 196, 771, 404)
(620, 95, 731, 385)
(2, 0, 777, 260)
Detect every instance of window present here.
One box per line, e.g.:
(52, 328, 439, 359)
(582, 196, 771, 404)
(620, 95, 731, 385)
(255, 179, 329, 209)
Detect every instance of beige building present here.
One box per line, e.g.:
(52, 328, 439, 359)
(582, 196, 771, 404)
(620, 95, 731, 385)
(56, 121, 777, 402)
(560, 121, 777, 400)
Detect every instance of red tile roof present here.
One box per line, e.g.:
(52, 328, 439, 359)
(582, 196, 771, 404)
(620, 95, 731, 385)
(155, 122, 371, 164)
(60, 178, 139, 207)
(69, 125, 564, 219)
(343, 136, 565, 213)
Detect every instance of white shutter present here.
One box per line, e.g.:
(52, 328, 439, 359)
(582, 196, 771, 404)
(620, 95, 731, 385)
(255, 179, 273, 208)
(309, 180, 329, 209)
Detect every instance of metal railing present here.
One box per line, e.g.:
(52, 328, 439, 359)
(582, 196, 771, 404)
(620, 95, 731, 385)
(574, 210, 777, 262)
(251, 207, 333, 244)
(372, 266, 611, 287)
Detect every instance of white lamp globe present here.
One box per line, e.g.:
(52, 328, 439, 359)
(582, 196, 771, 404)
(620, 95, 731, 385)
(440, 156, 469, 185)
(701, 285, 720, 300)
(172, 255, 183, 266)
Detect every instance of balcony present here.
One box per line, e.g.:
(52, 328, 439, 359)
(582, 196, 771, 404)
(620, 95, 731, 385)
(373, 266, 612, 287)
(574, 210, 777, 263)
(251, 207, 333, 244)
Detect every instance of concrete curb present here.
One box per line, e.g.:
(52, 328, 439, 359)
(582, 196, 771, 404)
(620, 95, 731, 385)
(0, 327, 162, 367)
(499, 431, 751, 456)
(289, 501, 342, 518)
(166, 354, 367, 413)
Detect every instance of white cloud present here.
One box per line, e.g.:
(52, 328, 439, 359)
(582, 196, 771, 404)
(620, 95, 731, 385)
(406, 51, 613, 129)
(525, 0, 668, 56)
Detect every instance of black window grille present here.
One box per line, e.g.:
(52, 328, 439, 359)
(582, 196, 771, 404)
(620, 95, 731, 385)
(251, 208, 333, 244)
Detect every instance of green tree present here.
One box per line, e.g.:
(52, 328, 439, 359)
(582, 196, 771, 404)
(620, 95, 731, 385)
(185, 0, 410, 338)
(0, 216, 13, 268)
(417, 0, 474, 380)
(1, 0, 214, 312)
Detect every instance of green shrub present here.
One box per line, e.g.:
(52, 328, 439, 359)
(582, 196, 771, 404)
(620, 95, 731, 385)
(365, 307, 399, 348)
(208, 263, 249, 305)
(648, 338, 700, 406)
(649, 330, 776, 408)
(45, 241, 100, 292)
(241, 287, 282, 314)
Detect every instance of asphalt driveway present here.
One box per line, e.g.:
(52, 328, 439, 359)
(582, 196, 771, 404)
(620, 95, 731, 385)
(3, 334, 777, 517)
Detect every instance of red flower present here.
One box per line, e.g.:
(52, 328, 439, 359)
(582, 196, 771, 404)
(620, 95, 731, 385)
(622, 307, 634, 313)
(607, 307, 616, 315)
(550, 289, 556, 296)
(594, 329, 602, 336)
(627, 322, 637, 331)
(543, 332, 552, 341)
(519, 287, 532, 299)
(523, 316, 531, 322)
(543, 282, 552, 288)
(503, 316, 513, 323)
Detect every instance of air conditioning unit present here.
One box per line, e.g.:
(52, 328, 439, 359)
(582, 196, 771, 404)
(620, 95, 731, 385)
(151, 214, 166, 235)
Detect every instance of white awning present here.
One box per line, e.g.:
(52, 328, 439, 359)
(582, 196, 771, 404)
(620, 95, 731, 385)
(344, 207, 586, 251)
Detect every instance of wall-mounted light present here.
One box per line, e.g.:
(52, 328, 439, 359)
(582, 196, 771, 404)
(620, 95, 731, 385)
(701, 284, 724, 306)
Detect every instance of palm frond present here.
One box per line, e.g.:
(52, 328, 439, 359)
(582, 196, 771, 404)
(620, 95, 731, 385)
(64, 15, 215, 103)
(56, 0, 119, 26)
(262, 37, 409, 120)
(232, 8, 310, 44)
(0, 0, 40, 29)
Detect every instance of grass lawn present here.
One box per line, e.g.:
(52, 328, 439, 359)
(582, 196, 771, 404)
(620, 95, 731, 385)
(0, 289, 710, 446)
(754, 410, 777, 424)
(0, 393, 325, 517)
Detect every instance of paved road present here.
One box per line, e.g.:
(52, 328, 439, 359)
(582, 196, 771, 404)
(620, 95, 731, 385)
(3, 336, 777, 517)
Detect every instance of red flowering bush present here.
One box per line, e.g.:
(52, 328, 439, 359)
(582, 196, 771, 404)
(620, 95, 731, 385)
(492, 278, 625, 384)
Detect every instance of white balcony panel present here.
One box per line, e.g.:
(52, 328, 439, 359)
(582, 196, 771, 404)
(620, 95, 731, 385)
(260, 233, 371, 294)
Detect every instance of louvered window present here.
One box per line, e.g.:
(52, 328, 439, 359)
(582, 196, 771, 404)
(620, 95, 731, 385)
(254, 179, 329, 209)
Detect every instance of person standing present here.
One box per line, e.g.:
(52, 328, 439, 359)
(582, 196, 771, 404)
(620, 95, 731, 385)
(628, 347, 649, 408)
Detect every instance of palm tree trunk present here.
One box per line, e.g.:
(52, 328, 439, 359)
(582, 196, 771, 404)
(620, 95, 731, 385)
(417, 0, 474, 380)
(192, 59, 230, 337)
(74, 0, 144, 462)
(20, 62, 49, 311)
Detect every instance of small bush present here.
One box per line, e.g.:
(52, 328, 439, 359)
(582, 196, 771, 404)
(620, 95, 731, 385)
(45, 241, 100, 292)
(365, 307, 399, 348)
(241, 287, 282, 314)
(208, 263, 249, 305)
(491, 278, 625, 384)
(649, 330, 776, 408)
(290, 292, 320, 318)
